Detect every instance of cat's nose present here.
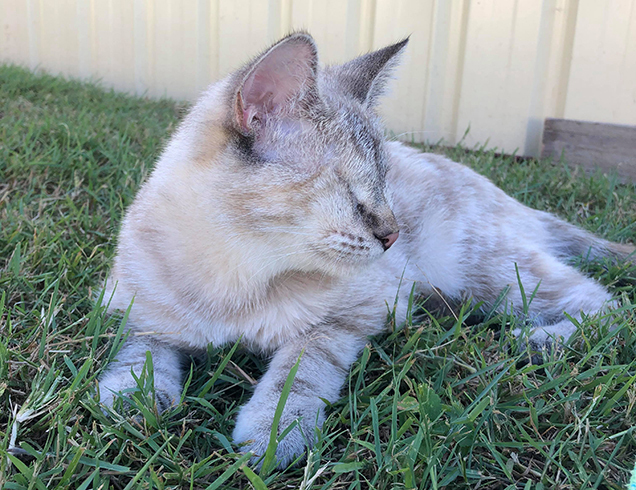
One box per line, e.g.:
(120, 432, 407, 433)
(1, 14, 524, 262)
(376, 231, 399, 251)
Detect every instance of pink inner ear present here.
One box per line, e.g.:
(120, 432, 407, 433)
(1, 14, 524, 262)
(237, 37, 316, 133)
(241, 100, 258, 130)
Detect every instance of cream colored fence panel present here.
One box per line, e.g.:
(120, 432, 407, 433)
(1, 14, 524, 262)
(456, 1, 545, 153)
(565, 1, 636, 125)
(1, 0, 635, 157)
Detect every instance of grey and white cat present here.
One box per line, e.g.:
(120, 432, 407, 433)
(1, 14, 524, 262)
(99, 33, 634, 467)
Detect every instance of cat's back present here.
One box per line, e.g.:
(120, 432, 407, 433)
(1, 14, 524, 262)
(385, 141, 535, 227)
(387, 142, 503, 205)
(382, 141, 573, 298)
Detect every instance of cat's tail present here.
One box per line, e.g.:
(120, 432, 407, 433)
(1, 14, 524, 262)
(538, 211, 635, 263)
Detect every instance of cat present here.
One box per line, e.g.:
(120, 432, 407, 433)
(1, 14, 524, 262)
(98, 32, 634, 468)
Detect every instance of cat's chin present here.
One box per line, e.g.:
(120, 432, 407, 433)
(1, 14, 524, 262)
(307, 253, 379, 278)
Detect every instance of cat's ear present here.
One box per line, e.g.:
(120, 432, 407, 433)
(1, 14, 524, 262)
(335, 38, 409, 107)
(233, 33, 318, 135)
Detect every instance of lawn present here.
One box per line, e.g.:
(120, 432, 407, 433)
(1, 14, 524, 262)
(1, 64, 635, 490)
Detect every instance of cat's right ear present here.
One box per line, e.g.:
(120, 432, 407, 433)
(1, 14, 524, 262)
(334, 38, 409, 108)
(233, 33, 318, 135)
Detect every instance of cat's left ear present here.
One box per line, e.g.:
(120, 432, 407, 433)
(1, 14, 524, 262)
(334, 38, 409, 108)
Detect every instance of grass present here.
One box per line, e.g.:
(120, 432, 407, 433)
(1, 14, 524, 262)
(1, 63, 635, 489)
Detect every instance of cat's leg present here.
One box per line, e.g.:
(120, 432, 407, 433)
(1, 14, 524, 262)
(517, 317, 583, 351)
(501, 251, 615, 351)
(98, 335, 185, 412)
(233, 323, 365, 468)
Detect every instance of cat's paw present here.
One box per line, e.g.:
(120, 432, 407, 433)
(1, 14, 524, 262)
(512, 320, 577, 364)
(232, 394, 325, 469)
(97, 368, 181, 413)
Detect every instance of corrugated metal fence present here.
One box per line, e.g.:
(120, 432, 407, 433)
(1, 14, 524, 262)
(2, 0, 635, 157)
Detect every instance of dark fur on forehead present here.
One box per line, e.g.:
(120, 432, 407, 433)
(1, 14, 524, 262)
(338, 108, 386, 172)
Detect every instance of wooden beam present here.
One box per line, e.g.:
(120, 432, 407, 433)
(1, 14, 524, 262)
(541, 118, 636, 182)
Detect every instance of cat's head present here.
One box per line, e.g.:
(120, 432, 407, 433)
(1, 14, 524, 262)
(195, 33, 407, 277)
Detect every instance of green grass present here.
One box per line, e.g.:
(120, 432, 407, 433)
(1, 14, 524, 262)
(1, 64, 636, 489)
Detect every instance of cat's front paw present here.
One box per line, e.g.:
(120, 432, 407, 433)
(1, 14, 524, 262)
(232, 394, 325, 469)
(98, 367, 181, 413)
